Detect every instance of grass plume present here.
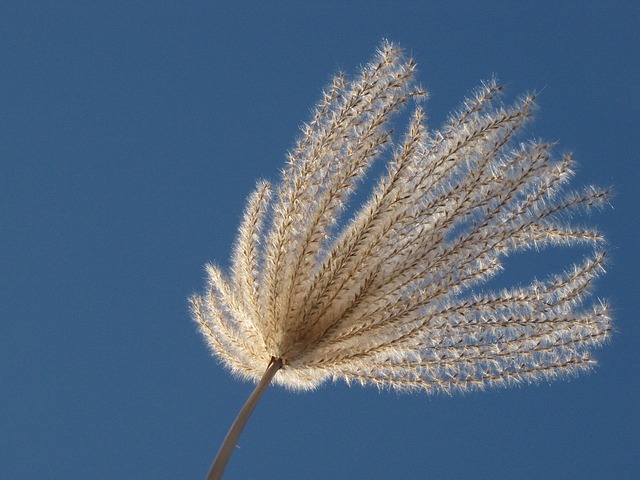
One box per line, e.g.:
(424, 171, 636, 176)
(190, 41, 611, 479)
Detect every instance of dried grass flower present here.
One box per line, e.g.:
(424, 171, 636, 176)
(190, 41, 611, 479)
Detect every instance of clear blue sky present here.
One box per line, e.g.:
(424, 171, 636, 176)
(1, 2, 638, 479)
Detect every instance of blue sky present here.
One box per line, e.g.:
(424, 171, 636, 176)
(1, 2, 638, 479)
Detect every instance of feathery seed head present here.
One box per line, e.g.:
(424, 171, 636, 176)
(191, 41, 611, 393)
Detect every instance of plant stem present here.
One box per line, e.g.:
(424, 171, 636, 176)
(206, 357, 283, 480)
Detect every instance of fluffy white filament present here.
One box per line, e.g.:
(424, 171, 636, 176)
(191, 41, 610, 393)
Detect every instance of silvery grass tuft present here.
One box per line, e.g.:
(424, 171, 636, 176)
(191, 41, 611, 479)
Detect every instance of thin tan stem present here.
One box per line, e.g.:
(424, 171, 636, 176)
(206, 357, 283, 480)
